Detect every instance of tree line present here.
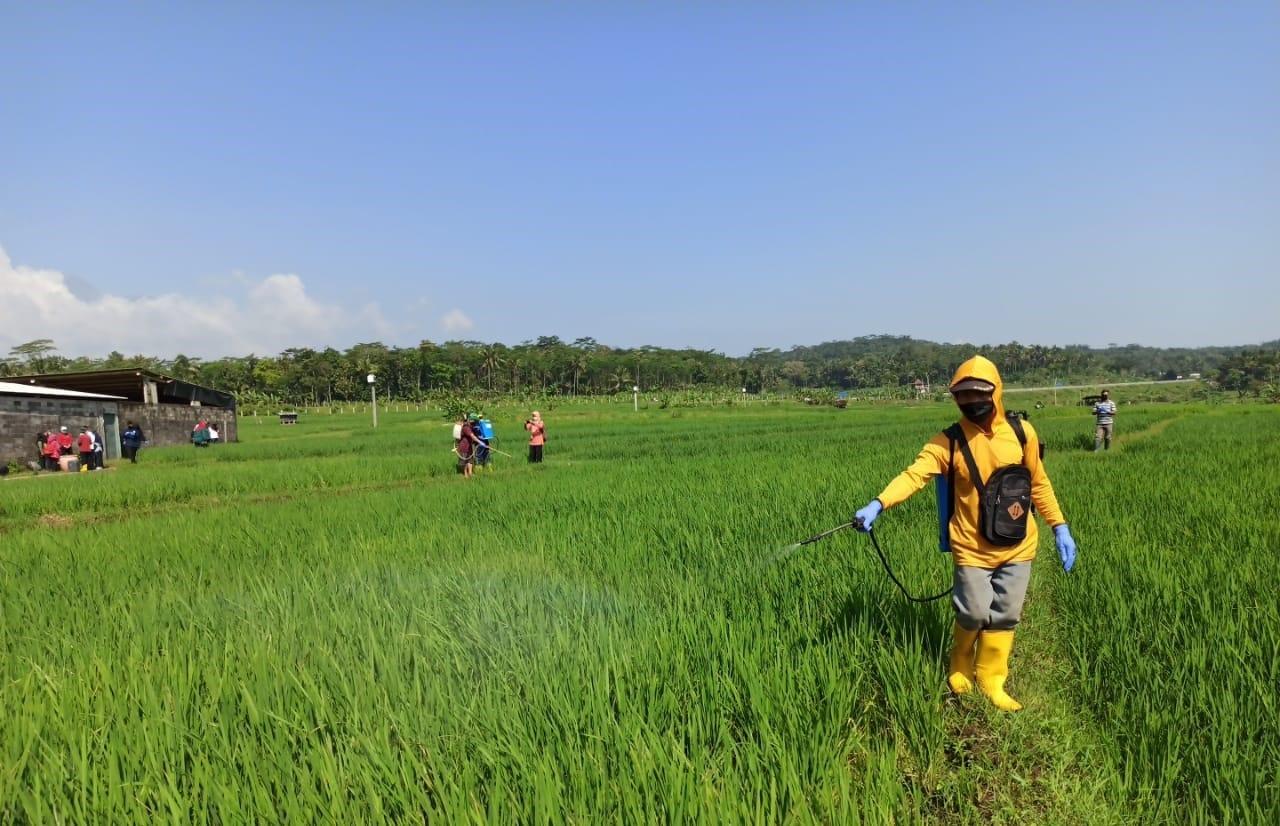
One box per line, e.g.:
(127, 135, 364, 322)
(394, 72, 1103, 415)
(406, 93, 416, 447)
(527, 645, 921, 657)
(4, 335, 1278, 406)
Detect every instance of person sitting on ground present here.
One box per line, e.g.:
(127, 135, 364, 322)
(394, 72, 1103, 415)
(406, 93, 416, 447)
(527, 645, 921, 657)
(208, 424, 220, 444)
(524, 411, 546, 464)
(192, 419, 211, 447)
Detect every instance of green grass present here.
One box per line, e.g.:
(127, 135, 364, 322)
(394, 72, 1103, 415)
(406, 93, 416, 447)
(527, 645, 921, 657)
(1, 401, 1276, 822)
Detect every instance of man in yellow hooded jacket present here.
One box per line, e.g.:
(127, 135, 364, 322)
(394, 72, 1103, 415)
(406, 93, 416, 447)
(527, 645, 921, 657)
(852, 356, 1078, 711)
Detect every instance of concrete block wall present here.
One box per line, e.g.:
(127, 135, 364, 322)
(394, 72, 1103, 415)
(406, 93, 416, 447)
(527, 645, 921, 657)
(118, 402, 238, 448)
(0, 398, 116, 468)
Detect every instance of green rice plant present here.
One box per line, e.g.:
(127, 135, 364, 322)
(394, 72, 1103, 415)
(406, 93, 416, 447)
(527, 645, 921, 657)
(0, 400, 1274, 822)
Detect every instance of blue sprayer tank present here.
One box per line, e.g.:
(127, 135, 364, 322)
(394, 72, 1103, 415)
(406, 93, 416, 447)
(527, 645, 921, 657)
(478, 419, 494, 440)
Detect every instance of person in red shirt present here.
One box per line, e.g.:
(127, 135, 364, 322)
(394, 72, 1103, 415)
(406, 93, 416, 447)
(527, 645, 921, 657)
(41, 431, 62, 470)
(455, 416, 482, 478)
(77, 427, 95, 469)
(57, 426, 74, 455)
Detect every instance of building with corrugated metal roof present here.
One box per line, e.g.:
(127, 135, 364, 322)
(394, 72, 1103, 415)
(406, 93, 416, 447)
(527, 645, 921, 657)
(0, 381, 125, 468)
(2, 369, 237, 467)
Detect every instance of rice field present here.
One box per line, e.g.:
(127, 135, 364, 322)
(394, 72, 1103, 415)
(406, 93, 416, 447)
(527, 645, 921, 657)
(1, 400, 1277, 823)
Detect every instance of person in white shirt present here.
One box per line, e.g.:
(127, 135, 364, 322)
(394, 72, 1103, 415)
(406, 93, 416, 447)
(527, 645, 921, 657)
(87, 427, 105, 470)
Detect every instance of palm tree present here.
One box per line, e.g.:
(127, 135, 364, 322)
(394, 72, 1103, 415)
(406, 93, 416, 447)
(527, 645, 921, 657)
(480, 346, 506, 391)
(509, 357, 523, 393)
(571, 353, 591, 396)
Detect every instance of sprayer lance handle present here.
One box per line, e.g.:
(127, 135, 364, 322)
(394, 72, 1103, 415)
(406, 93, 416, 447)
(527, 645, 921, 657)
(797, 521, 855, 546)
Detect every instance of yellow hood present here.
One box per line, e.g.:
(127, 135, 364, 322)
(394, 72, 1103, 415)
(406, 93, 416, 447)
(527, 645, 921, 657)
(949, 355, 1006, 426)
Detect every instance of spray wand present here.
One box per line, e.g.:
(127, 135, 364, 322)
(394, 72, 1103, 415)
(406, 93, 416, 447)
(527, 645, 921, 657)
(476, 442, 513, 458)
(795, 521, 856, 547)
(452, 443, 514, 458)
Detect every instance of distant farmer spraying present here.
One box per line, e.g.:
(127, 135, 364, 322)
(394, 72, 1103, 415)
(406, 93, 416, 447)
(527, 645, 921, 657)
(851, 356, 1079, 711)
(454, 415, 483, 478)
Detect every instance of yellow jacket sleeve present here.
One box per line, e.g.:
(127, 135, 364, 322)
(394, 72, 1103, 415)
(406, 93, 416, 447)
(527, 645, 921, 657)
(1022, 422, 1066, 527)
(876, 434, 950, 509)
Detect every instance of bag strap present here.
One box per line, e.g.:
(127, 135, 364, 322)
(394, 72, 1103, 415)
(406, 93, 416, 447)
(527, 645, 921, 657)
(950, 423, 986, 495)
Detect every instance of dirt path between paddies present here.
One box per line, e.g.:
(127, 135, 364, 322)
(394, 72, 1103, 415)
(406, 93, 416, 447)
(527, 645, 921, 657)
(939, 412, 1226, 820)
(1110, 412, 1186, 450)
(927, 577, 1129, 824)
(918, 420, 1199, 822)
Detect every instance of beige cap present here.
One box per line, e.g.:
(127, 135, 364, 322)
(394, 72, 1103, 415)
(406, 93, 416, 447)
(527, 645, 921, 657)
(950, 378, 995, 394)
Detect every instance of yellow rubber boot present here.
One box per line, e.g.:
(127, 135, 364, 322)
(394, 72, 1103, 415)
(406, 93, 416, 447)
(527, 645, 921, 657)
(947, 624, 980, 694)
(975, 630, 1023, 712)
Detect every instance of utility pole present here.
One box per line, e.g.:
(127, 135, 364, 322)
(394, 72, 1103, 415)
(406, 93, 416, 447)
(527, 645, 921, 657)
(367, 373, 378, 427)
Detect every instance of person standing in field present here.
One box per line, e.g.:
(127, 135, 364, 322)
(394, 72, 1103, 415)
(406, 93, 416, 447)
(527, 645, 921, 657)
(524, 411, 545, 463)
(77, 427, 95, 470)
(851, 355, 1078, 712)
(468, 414, 487, 472)
(88, 426, 105, 470)
(1093, 389, 1116, 451)
(455, 416, 481, 478)
(122, 421, 144, 463)
(41, 430, 62, 470)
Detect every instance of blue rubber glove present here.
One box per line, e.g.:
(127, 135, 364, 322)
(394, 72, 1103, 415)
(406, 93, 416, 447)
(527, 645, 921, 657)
(853, 500, 883, 532)
(1053, 524, 1077, 573)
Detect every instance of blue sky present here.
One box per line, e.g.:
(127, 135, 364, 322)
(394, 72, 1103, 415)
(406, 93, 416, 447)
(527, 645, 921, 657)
(2, 2, 1277, 358)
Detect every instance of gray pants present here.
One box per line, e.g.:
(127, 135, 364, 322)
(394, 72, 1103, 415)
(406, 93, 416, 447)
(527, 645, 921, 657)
(953, 563, 1032, 631)
(1095, 423, 1113, 450)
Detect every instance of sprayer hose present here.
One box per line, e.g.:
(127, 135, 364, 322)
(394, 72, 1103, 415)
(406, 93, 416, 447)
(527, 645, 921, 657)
(866, 528, 953, 603)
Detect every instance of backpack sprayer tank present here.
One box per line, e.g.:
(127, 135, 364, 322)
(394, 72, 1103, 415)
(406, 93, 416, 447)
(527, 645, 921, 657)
(452, 423, 463, 440)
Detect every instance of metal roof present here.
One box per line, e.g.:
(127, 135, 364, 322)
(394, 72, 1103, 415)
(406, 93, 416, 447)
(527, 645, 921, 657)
(0, 380, 125, 400)
(4, 368, 235, 408)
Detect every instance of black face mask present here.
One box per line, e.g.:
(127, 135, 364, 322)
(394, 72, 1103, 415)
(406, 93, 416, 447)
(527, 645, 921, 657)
(959, 401, 995, 424)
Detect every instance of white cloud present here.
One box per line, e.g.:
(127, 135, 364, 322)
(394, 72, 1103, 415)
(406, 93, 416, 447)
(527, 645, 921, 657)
(0, 245, 394, 358)
(440, 308, 474, 335)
